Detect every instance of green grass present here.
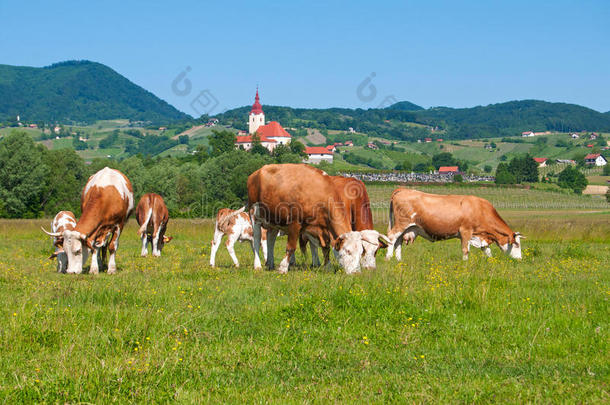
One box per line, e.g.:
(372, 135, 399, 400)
(0, 186, 609, 402)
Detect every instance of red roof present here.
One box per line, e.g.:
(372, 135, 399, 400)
(585, 153, 601, 159)
(326, 145, 335, 151)
(438, 166, 459, 173)
(250, 88, 263, 115)
(235, 135, 276, 143)
(533, 158, 547, 163)
(256, 121, 291, 138)
(305, 146, 333, 155)
(587, 144, 594, 148)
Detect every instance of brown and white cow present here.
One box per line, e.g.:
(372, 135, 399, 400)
(299, 176, 388, 269)
(386, 189, 523, 261)
(210, 208, 268, 267)
(247, 164, 388, 274)
(42, 167, 134, 274)
(136, 193, 172, 257)
(45, 210, 80, 273)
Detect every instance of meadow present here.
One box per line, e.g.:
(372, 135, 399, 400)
(0, 186, 608, 402)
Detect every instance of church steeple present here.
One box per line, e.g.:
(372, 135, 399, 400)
(248, 87, 265, 134)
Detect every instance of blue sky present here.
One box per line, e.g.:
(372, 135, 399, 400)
(1, 0, 609, 116)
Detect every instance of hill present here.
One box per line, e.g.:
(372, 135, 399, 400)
(385, 101, 424, 111)
(216, 100, 610, 141)
(0, 60, 189, 124)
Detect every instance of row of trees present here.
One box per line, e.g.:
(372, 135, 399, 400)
(0, 130, 305, 218)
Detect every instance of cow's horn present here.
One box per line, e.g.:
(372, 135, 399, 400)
(515, 232, 525, 239)
(41, 226, 61, 237)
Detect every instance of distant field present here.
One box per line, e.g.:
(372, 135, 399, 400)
(1, 202, 608, 402)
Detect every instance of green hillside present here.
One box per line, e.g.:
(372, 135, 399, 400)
(0, 60, 189, 124)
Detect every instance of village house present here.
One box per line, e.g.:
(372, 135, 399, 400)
(367, 142, 378, 150)
(522, 131, 535, 137)
(344, 140, 353, 147)
(571, 133, 580, 139)
(424, 137, 432, 143)
(556, 159, 576, 165)
(438, 166, 460, 174)
(304, 146, 334, 164)
(584, 153, 607, 166)
(533, 157, 548, 167)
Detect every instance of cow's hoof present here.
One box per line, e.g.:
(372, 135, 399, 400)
(462, 255, 469, 261)
(107, 266, 117, 274)
(89, 267, 99, 275)
(152, 252, 160, 257)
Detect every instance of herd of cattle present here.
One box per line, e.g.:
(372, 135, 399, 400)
(42, 164, 523, 274)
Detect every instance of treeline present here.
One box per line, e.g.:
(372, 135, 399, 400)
(0, 130, 305, 218)
(215, 100, 610, 141)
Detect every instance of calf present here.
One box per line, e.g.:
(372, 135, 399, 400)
(42, 167, 133, 274)
(46, 211, 80, 273)
(386, 188, 523, 261)
(136, 193, 172, 257)
(210, 208, 268, 267)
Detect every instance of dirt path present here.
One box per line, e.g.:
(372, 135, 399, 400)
(583, 185, 608, 195)
(172, 125, 205, 140)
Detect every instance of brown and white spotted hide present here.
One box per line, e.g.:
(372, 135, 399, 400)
(136, 193, 172, 257)
(209, 208, 268, 267)
(47, 211, 78, 273)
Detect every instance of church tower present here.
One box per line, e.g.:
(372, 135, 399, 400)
(248, 88, 265, 134)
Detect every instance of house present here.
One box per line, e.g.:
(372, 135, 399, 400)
(571, 133, 580, 139)
(158, 127, 167, 131)
(587, 144, 594, 148)
(344, 140, 353, 147)
(333, 142, 343, 147)
(367, 142, 378, 150)
(29, 124, 38, 128)
(522, 131, 534, 137)
(436, 138, 443, 142)
(438, 166, 460, 174)
(590, 133, 598, 140)
(326, 145, 336, 153)
(584, 153, 607, 166)
(304, 146, 334, 164)
(378, 139, 391, 145)
(556, 159, 576, 165)
(424, 138, 432, 143)
(348, 127, 355, 133)
(533, 157, 548, 167)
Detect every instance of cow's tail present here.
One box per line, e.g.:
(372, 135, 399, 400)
(388, 199, 394, 235)
(137, 208, 153, 237)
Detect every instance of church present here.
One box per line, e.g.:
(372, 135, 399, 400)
(235, 89, 292, 151)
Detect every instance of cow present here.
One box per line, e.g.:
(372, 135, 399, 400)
(136, 193, 172, 257)
(247, 163, 388, 274)
(42, 167, 134, 274)
(45, 210, 81, 273)
(298, 176, 387, 269)
(385, 188, 523, 261)
(209, 208, 268, 267)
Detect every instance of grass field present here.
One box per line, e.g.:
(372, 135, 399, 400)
(0, 188, 609, 402)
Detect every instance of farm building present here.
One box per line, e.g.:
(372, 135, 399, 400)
(522, 131, 534, 137)
(304, 146, 334, 164)
(571, 133, 580, 139)
(438, 166, 460, 174)
(584, 153, 607, 166)
(533, 158, 548, 167)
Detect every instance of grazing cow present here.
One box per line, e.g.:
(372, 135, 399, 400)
(42, 167, 133, 274)
(210, 208, 268, 267)
(299, 176, 387, 269)
(45, 210, 81, 273)
(136, 193, 172, 257)
(386, 189, 523, 261)
(247, 163, 388, 274)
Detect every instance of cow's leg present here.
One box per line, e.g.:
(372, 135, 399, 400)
(265, 228, 279, 270)
(226, 233, 240, 267)
(107, 226, 121, 274)
(209, 225, 223, 267)
(252, 221, 263, 270)
(395, 234, 404, 261)
(278, 225, 299, 273)
(140, 231, 149, 257)
(482, 246, 492, 257)
(152, 223, 162, 257)
(90, 248, 100, 275)
(308, 236, 321, 267)
(385, 227, 404, 260)
(460, 229, 473, 261)
(261, 231, 268, 264)
(322, 247, 331, 268)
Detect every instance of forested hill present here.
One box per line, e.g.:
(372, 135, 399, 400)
(0, 60, 189, 124)
(216, 100, 610, 141)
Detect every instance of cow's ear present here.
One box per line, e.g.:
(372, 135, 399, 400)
(334, 235, 346, 251)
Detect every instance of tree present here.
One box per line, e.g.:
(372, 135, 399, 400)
(558, 166, 587, 194)
(250, 133, 269, 156)
(484, 165, 492, 173)
(431, 152, 458, 169)
(208, 130, 236, 157)
(41, 148, 88, 215)
(178, 135, 189, 145)
(606, 188, 610, 203)
(495, 163, 516, 184)
(507, 155, 539, 183)
(0, 131, 48, 218)
(289, 141, 307, 158)
(453, 174, 463, 183)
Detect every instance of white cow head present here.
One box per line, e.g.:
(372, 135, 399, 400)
(502, 232, 524, 260)
(42, 228, 89, 273)
(334, 231, 364, 274)
(359, 230, 390, 269)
